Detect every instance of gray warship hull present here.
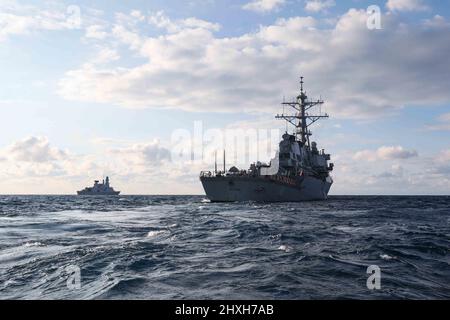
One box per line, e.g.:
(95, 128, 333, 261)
(77, 191, 120, 196)
(201, 176, 332, 202)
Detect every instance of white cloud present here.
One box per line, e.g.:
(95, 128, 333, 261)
(438, 150, 450, 162)
(148, 11, 220, 33)
(375, 164, 404, 178)
(58, 10, 450, 120)
(243, 0, 285, 13)
(0, 13, 34, 40)
(426, 112, 450, 131)
(305, 0, 336, 13)
(0, 4, 82, 41)
(112, 24, 142, 50)
(436, 112, 450, 123)
(0, 2, 111, 42)
(330, 146, 450, 195)
(5, 136, 67, 163)
(377, 146, 419, 160)
(423, 15, 450, 28)
(109, 140, 172, 165)
(0, 137, 72, 189)
(353, 146, 418, 161)
(85, 24, 108, 39)
(93, 47, 120, 64)
(386, 0, 429, 12)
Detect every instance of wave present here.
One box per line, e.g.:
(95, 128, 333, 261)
(0, 195, 449, 299)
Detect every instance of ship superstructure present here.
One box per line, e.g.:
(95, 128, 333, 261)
(200, 77, 334, 202)
(77, 176, 120, 196)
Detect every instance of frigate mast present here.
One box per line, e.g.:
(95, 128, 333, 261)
(276, 77, 328, 148)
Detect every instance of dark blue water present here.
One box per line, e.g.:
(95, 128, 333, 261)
(0, 195, 449, 300)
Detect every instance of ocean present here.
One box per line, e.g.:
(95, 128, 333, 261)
(0, 195, 449, 300)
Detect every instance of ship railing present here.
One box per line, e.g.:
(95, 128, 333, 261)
(201, 170, 258, 178)
(200, 171, 213, 178)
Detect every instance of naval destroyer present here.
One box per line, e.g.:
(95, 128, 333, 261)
(200, 77, 334, 202)
(77, 177, 120, 196)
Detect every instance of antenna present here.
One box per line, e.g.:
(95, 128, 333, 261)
(276, 76, 329, 146)
(214, 151, 217, 174)
(300, 76, 304, 94)
(282, 99, 287, 132)
(223, 150, 226, 173)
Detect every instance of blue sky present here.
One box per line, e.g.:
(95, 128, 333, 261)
(0, 0, 449, 194)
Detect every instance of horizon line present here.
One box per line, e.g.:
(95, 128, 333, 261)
(0, 194, 448, 197)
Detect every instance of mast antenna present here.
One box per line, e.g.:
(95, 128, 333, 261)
(276, 76, 329, 146)
(214, 151, 217, 174)
(300, 76, 304, 95)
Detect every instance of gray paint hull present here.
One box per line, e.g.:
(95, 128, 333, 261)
(77, 191, 120, 196)
(200, 176, 332, 202)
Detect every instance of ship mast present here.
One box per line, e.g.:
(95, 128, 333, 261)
(276, 77, 328, 147)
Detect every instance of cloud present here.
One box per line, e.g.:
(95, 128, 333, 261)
(0, 2, 111, 42)
(0, 3, 81, 41)
(305, 0, 336, 13)
(427, 149, 450, 175)
(377, 146, 419, 160)
(148, 11, 220, 33)
(438, 149, 450, 162)
(331, 147, 450, 195)
(375, 164, 404, 178)
(88, 138, 206, 194)
(425, 112, 450, 131)
(423, 15, 450, 28)
(93, 47, 120, 64)
(386, 0, 429, 12)
(242, 0, 285, 13)
(5, 136, 67, 163)
(109, 140, 172, 165)
(58, 10, 450, 120)
(85, 24, 108, 39)
(353, 146, 418, 161)
(0, 136, 72, 185)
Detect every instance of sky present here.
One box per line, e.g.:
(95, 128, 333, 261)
(0, 0, 449, 195)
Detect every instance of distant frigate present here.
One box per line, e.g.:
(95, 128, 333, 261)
(77, 176, 121, 196)
(200, 77, 334, 202)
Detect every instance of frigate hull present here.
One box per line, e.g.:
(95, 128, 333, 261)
(77, 191, 120, 196)
(201, 176, 332, 202)
(77, 176, 120, 196)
